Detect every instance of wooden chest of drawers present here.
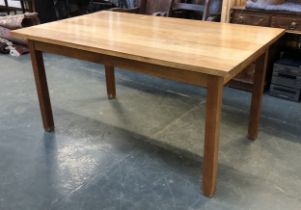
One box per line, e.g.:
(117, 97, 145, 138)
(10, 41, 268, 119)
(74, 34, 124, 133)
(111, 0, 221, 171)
(271, 16, 301, 31)
(232, 12, 270, 26)
(229, 7, 301, 91)
(231, 6, 301, 31)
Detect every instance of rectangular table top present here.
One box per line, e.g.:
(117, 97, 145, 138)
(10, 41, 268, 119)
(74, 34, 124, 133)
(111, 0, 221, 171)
(12, 11, 285, 77)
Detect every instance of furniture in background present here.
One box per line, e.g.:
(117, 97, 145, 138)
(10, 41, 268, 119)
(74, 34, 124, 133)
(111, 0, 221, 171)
(138, 0, 174, 16)
(1, 0, 18, 15)
(54, 0, 117, 19)
(112, 0, 222, 19)
(269, 53, 301, 102)
(34, 0, 56, 23)
(12, 0, 34, 13)
(53, 0, 88, 19)
(1, 0, 52, 22)
(229, 6, 301, 91)
(53, 0, 70, 19)
(18, 0, 27, 13)
(0, 12, 39, 56)
(116, 0, 130, 8)
(87, 0, 116, 13)
(231, 6, 301, 32)
(220, 0, 247, 22)
(0, 0, 35, 14)
(3, 0, 10, 14)
(113, 0, 174, 16)
(12, 11, 284, 197)
(171, 0, 221, 21)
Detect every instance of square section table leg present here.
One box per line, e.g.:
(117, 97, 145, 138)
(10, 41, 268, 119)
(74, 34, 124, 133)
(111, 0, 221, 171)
(203, 76, 224, 197)
(105, 65, 116, 99)
(28, 41, 54, 132)
(248, 51, 268, 140)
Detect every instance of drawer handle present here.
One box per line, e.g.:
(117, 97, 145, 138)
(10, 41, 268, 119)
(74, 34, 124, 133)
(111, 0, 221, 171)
(238, 15, 244, 23)
(289, 21, 297, 30)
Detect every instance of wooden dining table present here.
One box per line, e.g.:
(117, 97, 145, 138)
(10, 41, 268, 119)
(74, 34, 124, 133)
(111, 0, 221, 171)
(11, 11, 285, 197)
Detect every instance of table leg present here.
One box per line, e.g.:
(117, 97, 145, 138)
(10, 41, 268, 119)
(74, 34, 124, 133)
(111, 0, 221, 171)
(105, 65, 116, 99)
(248, 51, 268, 140)
(28, 41, 54, 132)
(203, 76, 224, 197)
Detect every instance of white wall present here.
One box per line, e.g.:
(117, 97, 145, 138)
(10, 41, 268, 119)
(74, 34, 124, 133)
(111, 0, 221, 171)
(0, 0, 21, 8)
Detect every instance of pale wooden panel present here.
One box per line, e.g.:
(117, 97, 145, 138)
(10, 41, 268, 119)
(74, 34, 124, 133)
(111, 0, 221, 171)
(12, 11, 284, 77)
(221, 0, 246, 22)
(221, 0, 233, 22)
(234, 0, 247, 6)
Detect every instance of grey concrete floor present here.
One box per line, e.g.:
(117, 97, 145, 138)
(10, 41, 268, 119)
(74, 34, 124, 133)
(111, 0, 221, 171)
(0, 53, 301, 210)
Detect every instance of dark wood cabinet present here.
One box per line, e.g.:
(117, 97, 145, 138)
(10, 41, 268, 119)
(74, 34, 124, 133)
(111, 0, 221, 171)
(232, 12, 270, 26)
(271, 16, 301, 31)
(34, 0, 57, 23)
(231, 6, 301, 31)
(229, 6, 301, 91)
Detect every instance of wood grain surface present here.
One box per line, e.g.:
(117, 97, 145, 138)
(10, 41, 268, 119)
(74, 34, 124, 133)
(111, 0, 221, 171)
(12, 11, 284, 77)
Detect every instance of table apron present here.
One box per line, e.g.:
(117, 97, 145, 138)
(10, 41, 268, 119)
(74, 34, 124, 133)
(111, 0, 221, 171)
(32, 41, 212, 87)
(224, 47, 268, 84)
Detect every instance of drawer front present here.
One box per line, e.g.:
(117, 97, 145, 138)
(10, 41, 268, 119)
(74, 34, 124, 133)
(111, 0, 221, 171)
(274, 63, 301, 76)
(231, 12, 270, 26)
(271, 16, 301, 31)
(270, 84, 301, 101)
